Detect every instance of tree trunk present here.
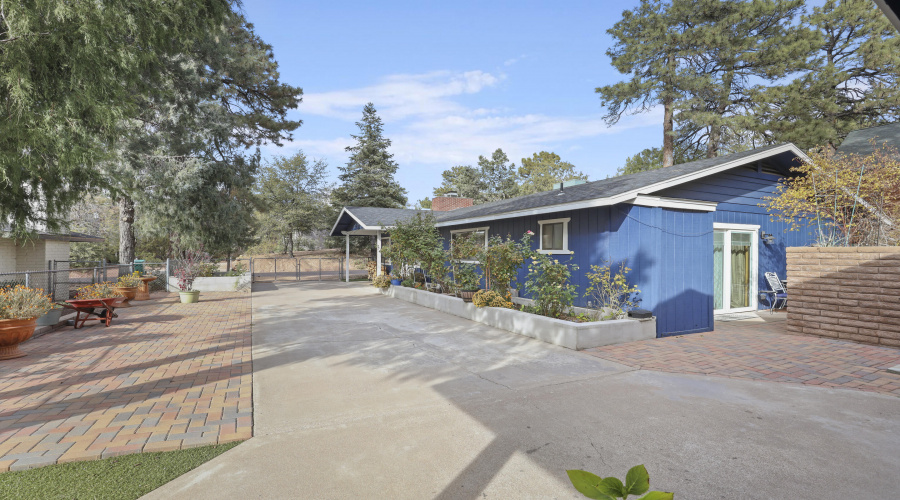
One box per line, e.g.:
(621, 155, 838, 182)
(118, 196, 136, 264)
(663, 54, 675, 168)
(706, 127, 719, 159)
(226, 251, 232, 272)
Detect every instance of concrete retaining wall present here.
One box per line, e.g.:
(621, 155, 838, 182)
(169, 273, 251, 292)
(786, 247, 900, 347)
(381, 286, 656, 350)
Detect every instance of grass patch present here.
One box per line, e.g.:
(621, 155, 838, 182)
(0, 441, 242, 500)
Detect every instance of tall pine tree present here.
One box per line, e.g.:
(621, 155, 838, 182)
(755, 0, 900, 151)
(333, 103, 407, 209)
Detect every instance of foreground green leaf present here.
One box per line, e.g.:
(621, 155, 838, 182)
(566, 470, 616, 500)
(625, 464, 651, 496)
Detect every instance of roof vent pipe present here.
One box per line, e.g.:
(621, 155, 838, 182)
(557, 183, 565, 195)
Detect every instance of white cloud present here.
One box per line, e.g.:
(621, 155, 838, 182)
(273, 70, 662, 189)
(301, 70, 503, 122)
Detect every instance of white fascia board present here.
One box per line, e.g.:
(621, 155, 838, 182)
(434, 143, 805, 228)
(330, 207, 387, 235)
(628, 195, 718, 212)
(713, 222, 761, 230)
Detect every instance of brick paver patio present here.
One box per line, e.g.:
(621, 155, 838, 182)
(586, 313, 900, 397)
(0, 293, 252, 471)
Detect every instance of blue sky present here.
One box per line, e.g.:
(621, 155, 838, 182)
(244, 0, 663, 204)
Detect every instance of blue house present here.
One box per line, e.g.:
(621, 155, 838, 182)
(330, 143, 817, 337)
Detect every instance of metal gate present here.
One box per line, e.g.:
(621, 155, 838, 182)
(250, 257, 345, 282)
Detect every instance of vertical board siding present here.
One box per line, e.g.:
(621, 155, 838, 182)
(659, 166, 817, 309)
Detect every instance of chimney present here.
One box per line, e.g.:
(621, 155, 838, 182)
(431, 193, 474, 212)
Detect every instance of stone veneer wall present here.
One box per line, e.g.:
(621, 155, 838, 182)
(786, 247, 900, 347)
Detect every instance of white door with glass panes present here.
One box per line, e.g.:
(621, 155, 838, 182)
(713, 224, 759, 313)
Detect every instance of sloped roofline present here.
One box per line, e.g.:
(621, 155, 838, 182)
(434, 143, 809, 227)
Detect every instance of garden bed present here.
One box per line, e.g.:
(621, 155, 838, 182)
(380, 286, 655, 350)
(168, 273, 250, 292)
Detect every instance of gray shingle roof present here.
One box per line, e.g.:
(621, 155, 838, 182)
(837, 122, 900, 157)
(343, 206, 424, 228)
(432, 144, 795, 223)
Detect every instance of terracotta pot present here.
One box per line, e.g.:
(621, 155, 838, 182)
(0, 318, 37, 360)
(458, 290, 478, 303)
(112, 286, 138, 304)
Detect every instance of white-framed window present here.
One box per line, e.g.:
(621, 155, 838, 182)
(538, 218, 570, 254)
(449, 227, 489, 262)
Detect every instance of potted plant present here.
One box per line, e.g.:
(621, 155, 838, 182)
(454, 263, 481, 302)
(390, 274, 403, 286)
(113, 271, 142, 304)
(0, 285, 54, 360)
(174, 249, 209, 303)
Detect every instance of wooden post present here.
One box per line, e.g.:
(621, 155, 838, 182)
(376, 231, 383, 276)
(345, 233, 350, 282)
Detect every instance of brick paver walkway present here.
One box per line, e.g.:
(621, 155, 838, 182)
(0, 293, 252, 471)
(586, 314, 900, 397)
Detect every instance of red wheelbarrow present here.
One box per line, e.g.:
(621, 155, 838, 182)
(61, 297, 126, 329)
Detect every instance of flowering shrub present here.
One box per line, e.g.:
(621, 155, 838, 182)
(523, 253, 579, 318)
(472, 289, 512, 309)
(116, 271, 142, 288)
(371, 275, 391, 289)
(0, 286, 54, 320)
(585, 261, 640, 320)
(477, 231, 534, 297)
(175, 249, 211, 291)
(75, 282, 123, 300)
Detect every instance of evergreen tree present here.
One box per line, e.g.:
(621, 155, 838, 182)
(434, 165, 487, 201)
(333, 103, 407, 208)
(616, 145, 704, 176)
(0, 0, 233, 240)
(675, 0, 818, 157)
(112, 14, 302, 262)
(597, 0, 698, 167)
(477, 149, 519, 202)
(518, 152, 588, 194)
(755, 0, 900, 151)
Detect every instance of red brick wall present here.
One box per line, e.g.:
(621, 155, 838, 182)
(786, 247, 900, 347)
(432, 196, 474, 212)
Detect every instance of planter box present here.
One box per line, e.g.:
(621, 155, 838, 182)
(381, 286, 656, 350)
(168, 273, 251, 292)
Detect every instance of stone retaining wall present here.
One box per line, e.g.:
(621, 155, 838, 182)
(786, 247, 900, 347)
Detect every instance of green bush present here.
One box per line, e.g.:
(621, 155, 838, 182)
(567, 465, 673, 500)
(585, 261, 640, 320)
(371, 275, 391, 289)
(523, 253, 579, 318)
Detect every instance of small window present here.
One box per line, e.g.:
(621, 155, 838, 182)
(538, 218, 570, 254)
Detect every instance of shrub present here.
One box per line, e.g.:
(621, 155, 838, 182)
(75, 282, 123, 300)
(116, 271, 142, 288)
(567, 464, 672, 500)
(174, 249, 211, 291)
(472, 289, 512, 308)
(371, 275, 391, 289)
(0, 286, 54, 320)
(523, 253, 579, 318)
(449, 232, 483, 292)
(224, 262, 249, 277)
(585, 261, 640, 320)
(477, 231, 535, 297)
(401, 278, 414, 287)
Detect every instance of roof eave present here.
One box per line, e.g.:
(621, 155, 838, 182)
(435, 143, 805, 227)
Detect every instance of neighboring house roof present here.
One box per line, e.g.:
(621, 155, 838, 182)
(837, 122, 900, 157)
(330, 143, 808, 235)
(1, 227, 104, 243)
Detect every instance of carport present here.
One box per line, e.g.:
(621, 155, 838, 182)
(329, 206, 427, 281)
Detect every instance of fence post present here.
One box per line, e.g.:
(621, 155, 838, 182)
(318, 258, 322, 281)
(250, 258, 254, 283)
(166, 258, 171, 292)
(274, 258, 278, 283)
(24, 272, 29, 288)
(101, 259, 107, 282)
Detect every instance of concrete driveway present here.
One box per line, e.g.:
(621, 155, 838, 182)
(145, 282, 900, 499)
